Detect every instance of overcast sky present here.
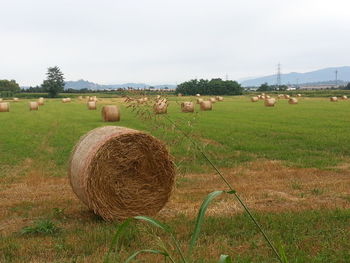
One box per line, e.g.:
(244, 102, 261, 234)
(1, 0, 350, 86)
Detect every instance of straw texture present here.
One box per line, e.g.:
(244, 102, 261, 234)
(68, 126, 175, 221)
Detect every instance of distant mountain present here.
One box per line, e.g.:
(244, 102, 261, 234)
(240, 66, 350, 87)
(64, 79, 176, 90)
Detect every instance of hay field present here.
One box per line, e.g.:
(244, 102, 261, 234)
(0, 96, 350, 262)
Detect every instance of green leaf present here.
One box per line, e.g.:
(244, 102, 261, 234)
(226, 190, 236, 194)
(104, 218, 132, 263)
(218, 254, 232, 263)
(189, 190, 224, 253)
(124, 249, 169, 263)
(134, 216, 171, 233)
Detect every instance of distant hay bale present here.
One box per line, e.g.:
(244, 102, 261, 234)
(154, 101, 168, 114)
(181, 102, 194, 113)
(251, 96, 259, 102)
(278, 94, 284, 99)
(265, 95, 271, 99)
(196, 98, 204, 104)
(330, 97, 338, 102)
(177, 93, 183, 97)
(200, 101, 212, 111)
(209, 97, 216, 103)
(341, 95, 348, 100)
(13, 97, 19, 102)
(143, 97, 148, 102)
(288, 98, 298, 104)
(259, 95, 265, 100)
(102, 105, 120, 122)
(196, 94, 200, 97)
(38, 97, 44, 105)
(78, 96, 83, 100)
(0, 98, 3, 102)
(264, 98, 276, 107)
(29, 101, 39, 111)
(0, 102, 9, 112)
(156, 95, 161, 100)
(88, 101, 97, 110)
(62, 98, 68, 103)
(216, 96, 224, 101)
(284, 95, 290, 99)
(68, 126, 175, 221)
(296, 94, 302, 97)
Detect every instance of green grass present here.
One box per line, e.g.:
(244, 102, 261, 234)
(1, 96, 350, 262)
(0, 96, 349, 175)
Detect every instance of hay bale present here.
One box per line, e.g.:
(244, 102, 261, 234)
(0, 102, 9, 112)
(259, 95, 265, 100)
(196, 98, 204, 104)
(265, 95, 271, 99)
(251, 96, 259, 102)
(196, 94, 200, 97)
(209, 97, 216, 103)
(181, 102, 194, 113)
(68, 126, 175, 221)
(78, 96, 83, 100)
(264, 98, 276, 107)
(278, 94, 284, 99)
(200, 101, 212, 111)
(177, 93, 183, 97)
(62, 98, 68, 103)
(330, 97, 338, 102)
(29, 101, 39, 111)
(102, 105, 120, 122)
(154, 101, 167, 114)
(0, 98, 3, 102)
(288, 98, 298, 104)
(88, 101, 97, 110)
(296, 94, 302, 97)
(156, 95, 161, 100)
(284, 95, 290, 99)
(38, 97, 44, 106)
(13, 97, 19, 102)
(341, 95, 348, 100)
(216, 96, 224, 101)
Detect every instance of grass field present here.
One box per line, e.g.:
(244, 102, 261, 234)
(0, 96, 350, 262)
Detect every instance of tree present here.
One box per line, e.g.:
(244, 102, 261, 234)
(42, 66, 65, 97)
(345, 83, 350, 90)
(176, 78, 242, 95)
(257, 83, 271, 91)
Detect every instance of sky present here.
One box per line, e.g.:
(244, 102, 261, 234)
(1, 0, 350, 86)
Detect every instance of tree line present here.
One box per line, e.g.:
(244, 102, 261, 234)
(176, 78, 243, 95)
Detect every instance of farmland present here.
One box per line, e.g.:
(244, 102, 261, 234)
(0, 95, 350, 262)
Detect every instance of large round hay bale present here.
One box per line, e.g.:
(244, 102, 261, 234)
(196, 94, 200, 97)
(296, 94, 302, 97)
(209, 97, 216, 103)
(154, 101, 167, 114)
(278, 94, 284, 99)
(251, 96, 259, 102)
(284, 95, 290, 99)
(88, 101, 97, 110)
(288, 98, 298, 104)
(0, 102, 9, 112)
(102, 105, 120, 122)
(62, 98, 68, 103)
(265, 95, 271, 99)
(264, 98, 276, 107)
(200, 101, 212, 111)
(341, 95, 348, 100)
(78, 96, 83, 100)
(259, 95, 265, 100)
(181, 102, 194, 113)
(330, 97, 338, 102)
(196, 98, 204, 104)
(177, 93, 183, 97)
(156, 95, 161, 100)
(68, 126, 175, 221)
(38, 97, 44, 106)
(29, 101, 39, 111)
(216, 96, 224, 101)
(13, 98, 19, 102)
(0, 98, 3, 102)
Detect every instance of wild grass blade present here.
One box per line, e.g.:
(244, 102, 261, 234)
(124, 249, 172, 263)
(134, 216, 171, 233)
(104, 218, 132, 263)
(218, 254, 232, 263)
(189, 190, 224, 254)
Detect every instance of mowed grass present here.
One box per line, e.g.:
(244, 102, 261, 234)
(0, 96, 350, 262)
(1, 96, 350, 173)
